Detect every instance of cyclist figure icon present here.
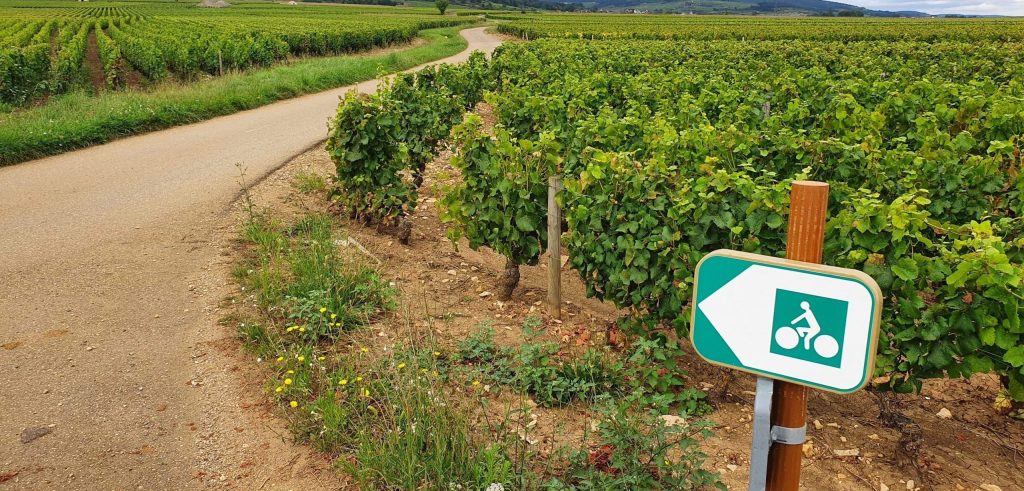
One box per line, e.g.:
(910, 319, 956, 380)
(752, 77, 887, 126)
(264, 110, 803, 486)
(774, 301, 840, 359)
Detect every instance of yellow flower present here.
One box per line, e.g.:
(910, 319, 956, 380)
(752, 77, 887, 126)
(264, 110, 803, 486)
(397, 363, 406, 369)
(339, 379, 348, 385)
(420, 368, 427, 374)
(286, 326, 296, 332)
(285, 378, 293, 385)
(330, 313, 337, 319)
(355, 376, 363, 382)
(299, 327, 306, 332)
(289, 400, 298, 408)
(275, 386, 283, 393)
(360, 347, 368, 353)
(319, 307, 327, 313)
(276, 356, 284, 362)
(297, 356, 305, 362)
(433, 351, 441, 357)
(361, 388, 370, 398)
(317, 356, 325, 361)
(287, 370, 294, 374)
(472, 380, 481, 386)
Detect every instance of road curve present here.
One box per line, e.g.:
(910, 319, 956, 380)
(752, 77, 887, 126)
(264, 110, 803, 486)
(0, 27, 502, 489)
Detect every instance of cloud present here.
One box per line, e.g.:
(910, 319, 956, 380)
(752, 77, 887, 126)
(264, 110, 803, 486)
(849, 0, 1024, 15)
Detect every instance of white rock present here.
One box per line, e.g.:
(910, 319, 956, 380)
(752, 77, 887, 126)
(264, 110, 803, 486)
(880, 484, 889, 491)
(813, 420, 823, 430)
(936, 407, 953, 419)
(979, 485, 1003, 491)
(833, 448, 860, 457)
(906, 480, 915, 490)
(659, 415, 687, 427)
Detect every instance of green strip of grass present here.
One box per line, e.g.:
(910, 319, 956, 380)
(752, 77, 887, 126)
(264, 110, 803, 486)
(0, 26, 472, 166)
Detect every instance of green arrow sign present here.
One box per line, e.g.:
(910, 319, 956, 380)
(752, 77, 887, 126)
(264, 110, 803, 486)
(691, 250, 883, 393)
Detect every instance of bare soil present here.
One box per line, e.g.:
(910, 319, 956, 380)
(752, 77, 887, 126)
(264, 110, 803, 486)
(233, 138, 1024, 491)
(84, 30, 106, 92)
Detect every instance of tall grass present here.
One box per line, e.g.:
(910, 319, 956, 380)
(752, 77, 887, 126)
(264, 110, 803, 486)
(234, 209, 518, 489)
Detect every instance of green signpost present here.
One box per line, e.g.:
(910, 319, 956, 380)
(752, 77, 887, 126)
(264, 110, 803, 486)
(691, 250, 883, 393)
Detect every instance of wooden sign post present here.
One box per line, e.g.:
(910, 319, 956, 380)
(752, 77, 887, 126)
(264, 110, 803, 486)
(691, 181, 883, 490)
(766, 181, 829, 490)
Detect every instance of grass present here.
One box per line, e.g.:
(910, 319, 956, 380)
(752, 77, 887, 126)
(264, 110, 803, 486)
(293, 171, 329, 194)
(0, 26, 473, 166)
(230, 175, 722, 488)
(234, 208, 521, 489)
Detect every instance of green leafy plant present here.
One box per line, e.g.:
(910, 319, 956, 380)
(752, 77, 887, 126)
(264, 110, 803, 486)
(549, 397, 723, 490)
(441, 116, 561, 299)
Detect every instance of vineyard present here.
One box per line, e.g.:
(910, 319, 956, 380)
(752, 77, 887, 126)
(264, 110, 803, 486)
(0, 0, 469, 105)
(490, 12, 1024, 41)
(327, 23, 1024, 407)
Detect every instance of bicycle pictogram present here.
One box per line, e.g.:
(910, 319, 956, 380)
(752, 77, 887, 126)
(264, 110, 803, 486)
(773, 301, 840, 359)
(769, 289, 848, 368)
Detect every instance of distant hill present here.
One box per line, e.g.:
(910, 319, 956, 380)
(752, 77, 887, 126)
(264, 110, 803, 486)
(465, 0, 930, 16)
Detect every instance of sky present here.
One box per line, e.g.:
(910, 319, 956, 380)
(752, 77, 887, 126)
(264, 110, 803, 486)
(849, 0, 1024, 15)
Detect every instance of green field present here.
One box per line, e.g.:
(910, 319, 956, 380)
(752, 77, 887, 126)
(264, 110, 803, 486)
(329, 15, 1024, 403)
(0, 0, 468, 106)
(490, 11, 1024, 40)
(0, 0, 480, 164)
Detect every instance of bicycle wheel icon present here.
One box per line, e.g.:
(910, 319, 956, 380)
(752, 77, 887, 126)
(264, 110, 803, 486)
(773, 326, 840, 359)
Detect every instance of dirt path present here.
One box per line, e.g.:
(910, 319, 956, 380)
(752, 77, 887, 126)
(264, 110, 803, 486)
(0, 27, 502, 490)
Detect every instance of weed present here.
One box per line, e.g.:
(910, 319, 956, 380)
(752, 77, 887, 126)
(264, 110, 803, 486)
(550, 397, 723, 490)
(457, 320, 499, 363)
(235, 210, 519, 489)
(293, 171, 328, 194)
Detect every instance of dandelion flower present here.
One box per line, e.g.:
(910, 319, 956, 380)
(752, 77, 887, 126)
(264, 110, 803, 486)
(362, 388, 370, 398)
(330, 313, 337, 320)
(360, 347, 368, 353)
(472, 380, 481, 386)
(289, 400, 298, 408)
(433, 351, 441, 357)
(339, 379, 348, 385)
(317, 356, 325, 361)
(319, 307, 327, 313)
(355, 376, 363, 382)
(397, 363, 406, 369)
(297, 356, 305, 362)
(287, 370, 295, 374)
(275, 386, 283, 393)
(285, 378, 293, 385)
(299, 327, 306, 333)
(276, 356, 285, 362)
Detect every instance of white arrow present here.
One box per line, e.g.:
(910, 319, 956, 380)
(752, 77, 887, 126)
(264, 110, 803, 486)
(697, 265, 875, 392)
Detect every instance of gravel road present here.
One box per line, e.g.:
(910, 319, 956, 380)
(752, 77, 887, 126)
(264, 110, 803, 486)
(0, 27, 502, 490)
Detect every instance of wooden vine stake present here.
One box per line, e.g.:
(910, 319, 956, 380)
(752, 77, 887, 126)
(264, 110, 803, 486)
(766, 180, 829, 490)
(547, 175, 563, 320)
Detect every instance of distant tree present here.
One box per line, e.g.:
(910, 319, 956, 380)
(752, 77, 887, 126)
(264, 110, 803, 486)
(436, 0, 449, 14)
(836, 9, 865, 17)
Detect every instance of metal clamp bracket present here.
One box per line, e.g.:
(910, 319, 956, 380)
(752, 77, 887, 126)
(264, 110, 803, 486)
(770, 424, 806, 445)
